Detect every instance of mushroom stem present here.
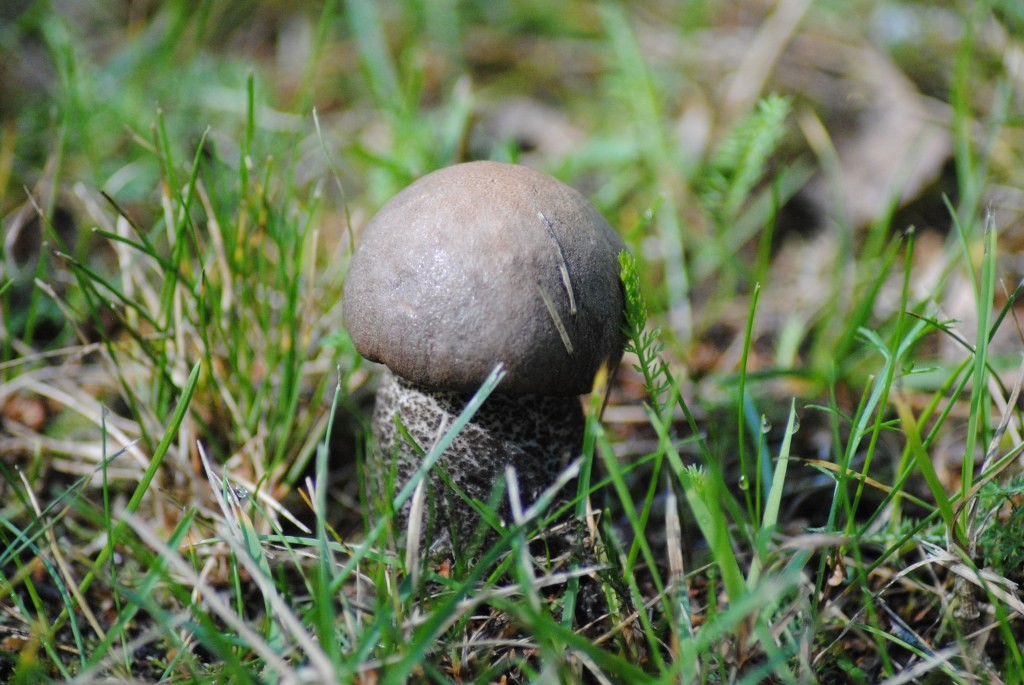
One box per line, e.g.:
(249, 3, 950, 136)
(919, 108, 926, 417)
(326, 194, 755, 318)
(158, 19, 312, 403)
(371, 368, 584, 549)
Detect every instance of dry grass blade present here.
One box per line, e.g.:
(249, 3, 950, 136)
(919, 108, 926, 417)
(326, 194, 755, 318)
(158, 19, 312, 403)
(117, 507, 299, 680)
(723, 0, 814, 119)
(404, 478, 426, 595)
(67, 613, 192, 685)
(17, 468, 106, 642)
(6, 371, 144, 467)
(876, 645, 984, 685)
(219, 525, 338, 682)
(943, 562, 1024, 618)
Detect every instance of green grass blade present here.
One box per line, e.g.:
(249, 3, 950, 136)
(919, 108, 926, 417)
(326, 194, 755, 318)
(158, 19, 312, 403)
(57, 361, 201, 629)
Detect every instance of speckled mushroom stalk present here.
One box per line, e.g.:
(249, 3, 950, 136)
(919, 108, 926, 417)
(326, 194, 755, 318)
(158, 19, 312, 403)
(343, 161, 626, 549)
(372, 370, 584, 544)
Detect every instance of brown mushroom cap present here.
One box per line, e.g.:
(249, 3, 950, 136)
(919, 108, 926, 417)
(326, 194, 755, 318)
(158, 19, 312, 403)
(343, 161, 626, 396)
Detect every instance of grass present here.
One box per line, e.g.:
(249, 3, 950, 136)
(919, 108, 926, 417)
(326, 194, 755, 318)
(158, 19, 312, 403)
(2, 1, 1024, 682)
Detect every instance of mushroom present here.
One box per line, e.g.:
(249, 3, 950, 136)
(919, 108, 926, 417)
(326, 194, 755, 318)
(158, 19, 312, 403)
(343, 161, 626, 549)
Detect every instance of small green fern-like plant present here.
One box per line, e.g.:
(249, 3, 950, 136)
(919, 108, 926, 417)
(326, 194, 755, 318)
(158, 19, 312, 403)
(619, 251, 672, 419)
(977, 476, 1024, 577)
(697, 94, 792, 229)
